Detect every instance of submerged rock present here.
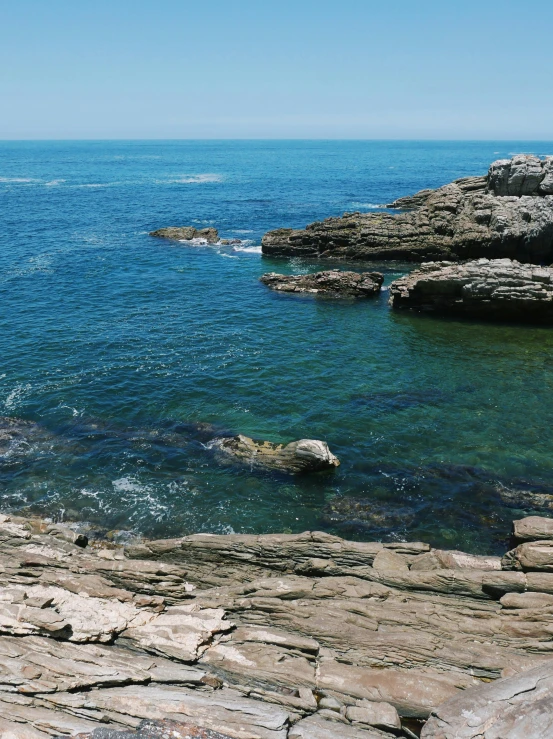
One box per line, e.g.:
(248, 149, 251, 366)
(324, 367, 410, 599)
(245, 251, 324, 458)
(150, 226, 219, 243)
(389, 258, 553, 322)
(262, 155, 553, 263)
(208, 434, 340, 474)
(260, 270, 383, 298)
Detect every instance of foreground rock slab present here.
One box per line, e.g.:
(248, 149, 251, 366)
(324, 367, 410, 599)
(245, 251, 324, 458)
(207, 434, 340, 474)
(150, 227, 219, 243)
(421, 658, 553, 738)
(262, 155, 553, 263)
(260, 271, 384, 298)
(389, 258, 553, 322)
(0, 513, 552, 736)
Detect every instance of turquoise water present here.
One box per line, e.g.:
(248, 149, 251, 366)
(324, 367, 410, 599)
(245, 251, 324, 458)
(2, 140, 553, 553)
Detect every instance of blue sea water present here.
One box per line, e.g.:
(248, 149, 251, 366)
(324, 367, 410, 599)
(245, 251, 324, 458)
(2, 139, 553, 553)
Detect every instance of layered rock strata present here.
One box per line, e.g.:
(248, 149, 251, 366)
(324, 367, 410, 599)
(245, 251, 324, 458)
(261, 155, 553, 263)
(388, 258, 553, 322)
(259, 271, 383, 298)
(207, 435, 340, 474)
(0, 513, 553, 736)
(150, 227, 219, 243)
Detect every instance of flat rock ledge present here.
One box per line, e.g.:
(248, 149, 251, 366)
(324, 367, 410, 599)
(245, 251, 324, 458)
(389, 258, 553, 322)
(150, 227, 219, 243)
(261, 155, 553, 263)
(1, 513, 553, 737)
(207, 435, 340, 474)
(260, 271, 384, 298)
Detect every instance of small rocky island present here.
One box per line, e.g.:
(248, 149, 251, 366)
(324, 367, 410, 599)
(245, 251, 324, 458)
(1, 511, 553, 737)
(389, 258, 553, 322)
(150, 226, 220, 243)
(260, 270, 384, 298)
(262, 155, 553, 263)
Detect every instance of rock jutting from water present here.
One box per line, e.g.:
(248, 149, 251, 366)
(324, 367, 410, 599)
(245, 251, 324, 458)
(207, 434, 340, 474)
(388, 258, 553, 322)
(150, 226, 219, 243)
(261, 154, 553, 263)
(259, 270, 384, 298)
(1, 512, 553, 737)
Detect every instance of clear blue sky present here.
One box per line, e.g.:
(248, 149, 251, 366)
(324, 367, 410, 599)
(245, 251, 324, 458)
(1, 0, 552, 139)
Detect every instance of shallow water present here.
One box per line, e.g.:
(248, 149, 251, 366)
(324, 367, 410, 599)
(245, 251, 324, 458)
(2, 140, 553, 553)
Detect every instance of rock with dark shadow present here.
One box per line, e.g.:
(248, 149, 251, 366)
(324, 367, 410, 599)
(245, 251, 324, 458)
(389, 258, 553, 322)
(207, 434, 340, 474)
(150, 227, 219, 243)
(260, 270, 383, 297)
(262, 155, 553, 263)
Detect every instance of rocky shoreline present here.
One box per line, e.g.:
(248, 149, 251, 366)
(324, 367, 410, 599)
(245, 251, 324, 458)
(0, 511, 552, 737)
(261, 155, 553, 263)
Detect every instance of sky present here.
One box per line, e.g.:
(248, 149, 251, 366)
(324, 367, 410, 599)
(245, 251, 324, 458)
(1, 0, 552, 140)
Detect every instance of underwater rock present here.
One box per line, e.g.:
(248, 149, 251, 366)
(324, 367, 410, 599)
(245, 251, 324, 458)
(260, 270, 383, 298)
(207, 434, 340, 474)
(389, 258, 553, 322)
(262, 155, 553, 263)
(150, 227, 219, 243)
(321, 497, 416, 533)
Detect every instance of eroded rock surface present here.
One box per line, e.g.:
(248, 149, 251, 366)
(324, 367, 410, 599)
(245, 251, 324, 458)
(0, 513, 551, 737)
(262, 155, 553, 263)
(259, 271, 383, 298)
(150, 227, 219, 243)
(206, 435, 340, 474)
(389, 258, 553, 322)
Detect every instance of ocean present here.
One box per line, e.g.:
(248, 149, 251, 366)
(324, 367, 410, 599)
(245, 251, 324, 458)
(2, 139, 553, 553)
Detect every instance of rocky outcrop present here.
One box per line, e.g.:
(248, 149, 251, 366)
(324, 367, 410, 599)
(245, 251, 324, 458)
(261, 155, 553, 263)
(1, 512, 553, 736)
(421, 659, 553, 738)
(150, 227, 219, 243)
(207, 435, 340, 474)
(259, 271, 383, 298)
(388, 258, 553, 322)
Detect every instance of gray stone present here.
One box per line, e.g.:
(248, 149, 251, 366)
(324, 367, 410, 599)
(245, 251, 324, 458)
(260, 271, 383, 298)
(261, 156, 553, 263)
(389, 258, 553, 323)
(207, 434, 340, 474)
(150, 227, 219, 243)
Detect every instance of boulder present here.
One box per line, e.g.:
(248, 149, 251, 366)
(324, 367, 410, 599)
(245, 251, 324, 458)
(261, 156, 553, 263)
(207, 434, 340, 474)
(502, 540, 553, 571)
(150, 227, 219, 243)
(513, 515, 553, 542)
(421, 659, 553, 738)
(388, 258, 553, 322)
(259, 271, 383, 298)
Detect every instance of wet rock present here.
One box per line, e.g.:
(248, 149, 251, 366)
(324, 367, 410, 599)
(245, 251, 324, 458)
(496, 483, 553, 512)
(220, 239, 243, 246)
(259, 271, 383, 298)
(421, 658, 553, 738)
(262, 156, 553, 263)
(75, 720, 237, 738)
(389, 258, 553, 322)
(513, 515, 553, 542)
(207, 434, 340, 474)
(150, 227, 219, 243)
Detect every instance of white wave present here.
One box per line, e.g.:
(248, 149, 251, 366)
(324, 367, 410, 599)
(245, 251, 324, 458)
(4, 383, 32, 411)
(233, 229, 254, 234)
(157, 174, 223, 184)
(350, 202, 386, 209)
(112, 476, 144, 493)
(45, 179, 66, 187)
(220, 253, 238, 258)
(0, 177, 38, 183)
(73, 183, 115, 189)
(232, 244, 261, 253)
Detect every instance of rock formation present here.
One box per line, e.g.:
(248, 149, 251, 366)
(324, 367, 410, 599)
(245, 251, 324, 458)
(150, 227, 219, 243)
(388, 258, 553, 322)
(260, 271, 383, 298)
(207, 435, 340, 474)
(0, 512, 552, 736)
(261, 155, 553, 263)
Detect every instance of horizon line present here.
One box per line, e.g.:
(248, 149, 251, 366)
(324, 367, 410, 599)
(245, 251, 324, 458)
(2, 137, 553, 143)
